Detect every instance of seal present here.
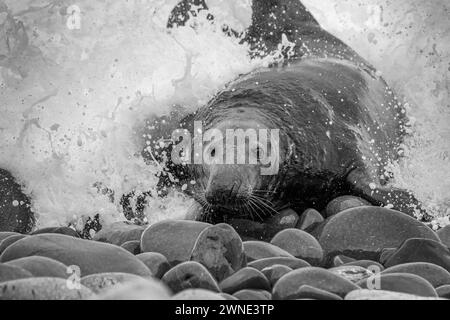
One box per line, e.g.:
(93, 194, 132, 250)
(157, 0, 427, 223)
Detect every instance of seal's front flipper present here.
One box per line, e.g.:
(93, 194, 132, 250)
(347, 168, 430, 221)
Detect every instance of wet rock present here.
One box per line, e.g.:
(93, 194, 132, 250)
(172, 289, 225, 300)
(93, 221, 145, 246)
(248, 257, 310, 271)
(219, 267, 270, 294)
(136, 252, 171, 278)
(190, 223, 246, 282)
(383, 238, 450, 272)
(0, 263, 33, 282)
(233, 289, 271, 300)
(345, 289, 443, 300)
(81, 272, 144, 294)
(270, 229, 324, 266)
(1, 234, 151, 277)
(296, 209, 324, 232)
(0, 277, 93, 300)
(227, 219, 284, 241)
(291, 285, 342, 300)
(31, 226, 79, 238)
(5, 256, 68, 278)
(272, 267, 359, 299)
(332, 255, 356, 267)
(437, 225, 450, 247)
(357, 273, 437, 297)
(436, 285, 450, 299)
(95, 278, 171, 300)
(162, 261, 220, 294)
(382, 262, 450, 288)
(315, 207, 440, 265)
(0, 234, 27, 255)
(329, 265, 374, 283)
(261, 264, 293, 286)
(243, 241, 293, 262)
(265, 208, 299, 229)
(342, 260, 384, 272)
(121, 240, 141, 255)
(141, 220, 210, 266)
(325, 196, 370, 217)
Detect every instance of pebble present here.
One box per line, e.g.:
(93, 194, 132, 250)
(272, 267, 359, 299)
(121, 240, 141, 255)
(315, 206, 440, 265)
(0, 263, 33, 282)
(140, 220, 210, 266)
(248, 257, 310, 271)
(136, 252, 171, 278)
(0, 234, 151, 277)
(296, 209, 324, 232)
(382, 262, 450, 288)
(243, 241, 294, 262)
(345, 289, 444, 300)
(0, 232, 19, 242)
(5, 256, 68, 278)
(329, 265, 374, 283)
(332, 255, 356, 267)
(233, 289, 271, 300)
(162, 261, 220, 294)
(292, 285, 342, 300)
(31, 226, 79, 238)
(270, 228, 324, 266)
(219, 267, 271, 294)
(436, 285, 450, 299)
(190, 223, 246, 282)
(95, 278, 171, 300)
(265, 208, 299, 229)
(325, 195, 370, 217)
(172, 289, 225, 300)
(261, 264, 293, 286)
(437, 225, 450, 248)
(93, 221, 145, 246)
(81, 272, 144, 294)
(0, 234, 27, 255)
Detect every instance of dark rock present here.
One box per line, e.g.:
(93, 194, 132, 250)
(261, 264, 293, 286)
(233, 289, 271, 300)
(248, 257, 310, 271)
(162, 261, 220, 293)
(270, 228, 324, 265)
(190, 223, 246, 282)
(332, 255, 356, 267)
(291, 285, 342, 300)
(345, 289, 443, 300)
(136, 252, 171, 278)
(382, 262, 450, 288)
(172, 289, 225, 300)
(0, 169, 34, 233)
(342, 260, 384, 272)
(227, 219, 285, 241)
(95, 278, 171, 300)
(0, 277, 93, 300)
(384, 238, 450, 273)
(121, 240, 141, 255)
(265, 208, 299, 229)
(437, 225, 450, 248)
(0, 263, 33, 282)
(31, 226, 79, 238)
(272, 267, 359, 299)
(243, 241, 293, 262)
(436, 285, 450, 299)
(315, 207, 440, 265)
(93, 221, 145, 246)
(296, 209, 324, 232)
(0, 234, 27, 255)
(81, 272, 144, 294)
(5, 256, 68, 278)
(140, 220, 210, 266)
(325, 196, 371, 217)
(219, 267, 270, 294)
(329, 265, 374, 283)
(357, 273, 437, 297)
(0, 234, 151, 276)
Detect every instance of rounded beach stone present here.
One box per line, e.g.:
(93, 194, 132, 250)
(31, 226, 79, 238)
(0, 234, 27, 255)
(190, 223, 246, 282)
(325, 196, 371, 217)
(261, 264, 293, 286)
(357, 273, 437, 297)
(81, 272, 144, 294)
(315, 206, 440, 265)
(219, 267, 270, 294)
(382, 262, 450, 288)
(345, 289, 443, 300)
(140, 220, 210, 266)
(136, 252, 171, 278)
(0, 263, 33, 282)
(172, 289, 225, 300)
(0, 234, 151, 277)
(5, 256, 68, 278)
(292, 285, 342, 300)
(332, 255, 356, 267)
(265, 208, 299, 229)
(233, 289, 271, 300)
(121, 240, 141, 255)
(272, 267, 359, 299)
(296, 208, 324, 232)
(437, 225, 450, 248)
(270, 228, 324, 266)
(93, 221, 145, 246)
(162, 261, 220, 293)
(329, 265, 374, 283)
(243, 241, 293, 262)
(383, 238, 450, 272)
(95, 278, 171, 300)
(220, 293, 239, 300)
(0, 232, 19, 242)
(436, 285, 450, 299)
(0, 277, 93, 300)
(248, 257, 310, 271)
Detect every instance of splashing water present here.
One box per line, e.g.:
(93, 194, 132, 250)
(0, 0, 448, 229)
